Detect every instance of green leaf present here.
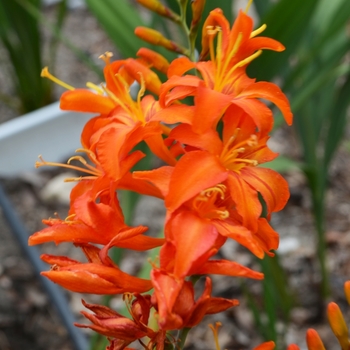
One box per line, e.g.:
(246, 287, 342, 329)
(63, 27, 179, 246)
(248, 0, 319, 81)
(0, 0, 53, 113)
(324, 72, 350, 169)
(85, 0, 148, 58)
(260, 156, 301, 173)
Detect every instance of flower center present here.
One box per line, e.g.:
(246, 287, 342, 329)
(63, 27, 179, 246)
(219, 129, 258, 172)
(192, 184, 229, 220)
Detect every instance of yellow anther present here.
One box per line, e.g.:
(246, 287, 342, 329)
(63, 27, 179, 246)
(41, 67, 75, 91)
(250, 24, 267, 38)
(99, 51, 113, 65)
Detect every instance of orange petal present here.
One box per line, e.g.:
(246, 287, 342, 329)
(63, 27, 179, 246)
(169, 211, 219, 278)
(167, 56, 196, 78)
(194, 259, 264, 280)
(168, 124, 223, 155)
(145, 133, 177, 165)
(213, 219, 265, 258)
(226, 172, 262, 232)
(60, 89, 115, 114)
(192, 85, 232, 133)
(165, 151, 228, 212)
(152, 104, 195, 125)
(241, 167, 290, 214)
(151, 269, 184, 330)
(133, 166, 173, 198)
(238, 81, 293, 125)
(43, 263, 153, 294)
(29, 223, 99, 246)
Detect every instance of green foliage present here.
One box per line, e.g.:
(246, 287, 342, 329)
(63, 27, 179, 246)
(0, 0, 53, 113)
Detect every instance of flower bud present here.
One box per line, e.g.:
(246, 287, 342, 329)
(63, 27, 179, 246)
(135, 27, 186, 54)
(344, 280, 350, 305)
(306, 329, 326, 350)
(327, 302, 349, 350)
(137, 0, 179, 21)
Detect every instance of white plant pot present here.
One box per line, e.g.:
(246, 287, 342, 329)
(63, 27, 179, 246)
(0, 102, 94, 177)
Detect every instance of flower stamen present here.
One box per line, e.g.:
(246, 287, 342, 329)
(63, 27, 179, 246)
(86, 82, 104, 95)
(36, 155, 102, 178)
(209, 322, 222, 350)
(41, 67, 75, 91)
(250, 24, 267, 38)
(244, 0, 254, 14)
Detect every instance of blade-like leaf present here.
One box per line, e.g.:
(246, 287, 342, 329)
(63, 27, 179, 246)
(85, 0, 148, 58)
(248, 0, 318, 81)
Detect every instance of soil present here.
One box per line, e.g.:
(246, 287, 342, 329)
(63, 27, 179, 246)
(1, 3, 350, 350)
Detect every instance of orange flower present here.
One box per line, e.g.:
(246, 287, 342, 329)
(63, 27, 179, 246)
(159, 9, 292, 133)
(29, 191, 163, 250)
(76, 295, 167, 350)
(166, 106, 289, 224)
(151, 272, 239, 330)
(40, 245, 153, 294)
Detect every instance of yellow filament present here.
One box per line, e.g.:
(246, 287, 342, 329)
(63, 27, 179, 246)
(101, 85, 129, 114)
(41, 67, 75, 91)
(86, 82, 104, 95)
(67, 155, 99, 173)
(244, 0, 254, 14)
(36, 155, 102, 177)
(209, 322, 222, 350)
(222, 49, 262, 86)
(207, 26, 219, 64)
(200, 184, 227, 200)
(75, 148, 99, 164)
(215, 27, 223, 73)
(215, 32, 243, 90)
(250, 24, 267, 38)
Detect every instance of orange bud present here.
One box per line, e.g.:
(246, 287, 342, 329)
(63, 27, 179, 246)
(137, 48, 170, 74)
(135, 27, 186, 54)
(327, 302, 349, 350)
(287, 345, 300, 350)
(344, 281, 350, 305)
(191, 0, 206, 28)
(253, 341, 275, 350)
(124, 58, 162, 95)
(306, 329, 326, 350)
(137, 0, 179, 21)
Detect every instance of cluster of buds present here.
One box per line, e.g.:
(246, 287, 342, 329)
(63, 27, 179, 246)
(256, 281, 350, 349)
(30, 0, 295, 349)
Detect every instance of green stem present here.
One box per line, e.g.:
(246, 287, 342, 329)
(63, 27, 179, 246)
(177, 327, 191, 349)
(176, 0, 197, 60)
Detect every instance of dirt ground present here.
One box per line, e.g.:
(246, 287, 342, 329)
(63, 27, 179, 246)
(0, 4, 350, 350)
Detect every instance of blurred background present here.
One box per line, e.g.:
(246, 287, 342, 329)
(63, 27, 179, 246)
(0, 0, 350, 349)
